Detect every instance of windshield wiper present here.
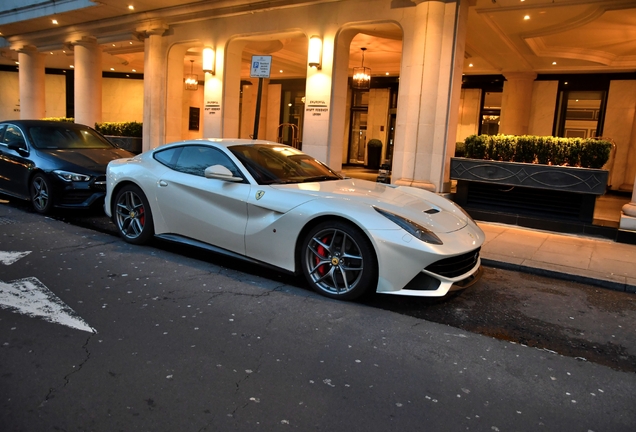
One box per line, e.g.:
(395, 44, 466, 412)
(300, 175, 341, 183)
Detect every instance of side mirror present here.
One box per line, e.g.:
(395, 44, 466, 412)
(8, 141, 28, 154)
(204, 165, 243, 182)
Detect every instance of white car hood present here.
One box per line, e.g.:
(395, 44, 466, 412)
(271, 178, 468, 234)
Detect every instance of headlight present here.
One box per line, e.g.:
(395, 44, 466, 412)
(53, 170, 91, 182)
(374, 207, 443, 245)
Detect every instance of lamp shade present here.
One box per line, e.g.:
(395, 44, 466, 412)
(308, 36, 322, 69)
(202, 47, 215, 74)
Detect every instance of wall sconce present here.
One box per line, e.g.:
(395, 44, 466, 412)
(308, 35, 322, 69)
(202, 47, 215, 74)
(352, 47, 371, 89)
(185, 59, 198, 90)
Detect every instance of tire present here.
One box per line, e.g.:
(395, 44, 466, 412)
(301, 220, 377, 300)
(113, 184, 155, 245)
(30, 173, 53, 214)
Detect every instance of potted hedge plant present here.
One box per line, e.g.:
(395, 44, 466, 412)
(366, 139, 383, 170)
(95, 121, 143, 154)
(451, 135, 613, 194)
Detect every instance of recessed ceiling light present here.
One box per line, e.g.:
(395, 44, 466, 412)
(385, 72, 389, 75)
(110, 68, 115, 71)
(52, 19, 58, 25)
(279, 70, 283, 73)
(552, 62, 557, 65)
(132, 69, 136, 72)
(524, 15, 530, 20)
(129, 41, 133, 45)
(15, 61, 19, 65)
(469, 63, 474, 67)
(70, 65, 74, 68)
(128, 5, 134, 11)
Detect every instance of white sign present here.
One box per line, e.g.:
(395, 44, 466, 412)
(250, 55, 272, 78)
(305, 99, 330, 121)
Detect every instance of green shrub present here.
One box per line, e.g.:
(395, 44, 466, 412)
(460, 134, 612, 169)
(43, 117, 74, 123)
(95, 121, 143, 137)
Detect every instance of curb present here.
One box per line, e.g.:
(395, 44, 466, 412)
(481, 258, 636, 294)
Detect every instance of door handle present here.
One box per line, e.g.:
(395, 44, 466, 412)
(158, 180, 168, 187)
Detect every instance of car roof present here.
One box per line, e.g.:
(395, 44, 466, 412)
(0, 120, 92, 129)
(157, 138, 286, 150)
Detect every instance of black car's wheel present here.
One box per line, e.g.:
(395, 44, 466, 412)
(301, 220, 377, 300)
(113, 184, 154, 245)
(30, 173, 53, 214)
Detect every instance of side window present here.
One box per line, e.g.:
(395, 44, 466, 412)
(174, 146, 242, 178)
(0, 125, 6, 144)
(2, 125, 27, 150)
(154, 147, 181, 169)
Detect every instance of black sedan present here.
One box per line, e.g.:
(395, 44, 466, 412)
(0, 120, 135, 214)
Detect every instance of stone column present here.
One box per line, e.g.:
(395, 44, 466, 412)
(392, 0, 469, 192)
(620, 179, 636, 231)
(139, 21, 169, 151)
(303, 33, 334, 165)
(16, 46, 46, 119)
(499, 72, 537, 136)
(73, 36, 102, 127)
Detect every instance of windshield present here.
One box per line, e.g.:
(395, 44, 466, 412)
(27, 125, 114, 150)
(229, 144, 342, 185)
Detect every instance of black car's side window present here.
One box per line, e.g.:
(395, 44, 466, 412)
(173, 146, 242, 178)
(2, 125, 27, 150)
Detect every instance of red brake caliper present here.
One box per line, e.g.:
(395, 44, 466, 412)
(315, 235, 330, 276)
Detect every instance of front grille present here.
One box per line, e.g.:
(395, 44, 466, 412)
(425, 247, 480, 278)
(59, 190, 95, 205)
(91, 175, 107, 192)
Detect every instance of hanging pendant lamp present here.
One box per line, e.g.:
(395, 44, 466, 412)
(185, 60, 198, 90)
(352, 47, 371, 89)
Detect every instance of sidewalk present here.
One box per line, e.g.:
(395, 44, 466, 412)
(479, 222, 636, 293)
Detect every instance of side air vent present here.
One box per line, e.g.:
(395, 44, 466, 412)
(425, 248, 480, 278)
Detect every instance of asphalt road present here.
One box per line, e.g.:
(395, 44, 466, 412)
(1, 201, 635, 431)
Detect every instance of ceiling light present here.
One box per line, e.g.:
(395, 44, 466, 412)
(52, 19, 58, 25)
(280, 70, 283, 73)
(385, 72, 389, 75)
(469, 63, 474, 67)
(110, 68, 115, 71)
(352, 47, 371, 90)
(128, 5, 134, 10)
(132, 69, 136, 72)
(70, 65, 74, 68)
(524, 15, 530, 20)
(552, 62, 557, 65)
(185, 60, 198, 90)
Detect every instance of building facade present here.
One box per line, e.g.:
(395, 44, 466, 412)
(1, 0, 636, 226)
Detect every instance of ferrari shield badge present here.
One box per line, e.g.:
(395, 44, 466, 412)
(255, 190, 265, 200)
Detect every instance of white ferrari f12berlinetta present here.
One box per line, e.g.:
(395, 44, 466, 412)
(105, 139, 484, 300)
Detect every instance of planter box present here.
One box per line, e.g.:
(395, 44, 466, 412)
(106, 136, 142, 154)
(450, 157, 609, 195)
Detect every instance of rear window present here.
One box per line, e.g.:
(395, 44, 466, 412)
(27, 126, 113, 149)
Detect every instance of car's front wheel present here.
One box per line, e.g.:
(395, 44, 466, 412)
(30, 173, 53, 214)
(113, 184, 154, 245)
(301, 221, 377, 300)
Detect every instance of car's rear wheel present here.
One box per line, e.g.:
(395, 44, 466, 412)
(30, 173, 53, 214)
(113, 184, 154, 245)
(301, 221, 377, 300)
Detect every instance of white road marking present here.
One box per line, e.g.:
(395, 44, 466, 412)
(0, 277, 96, 333)
(0, 251, 31, 265)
